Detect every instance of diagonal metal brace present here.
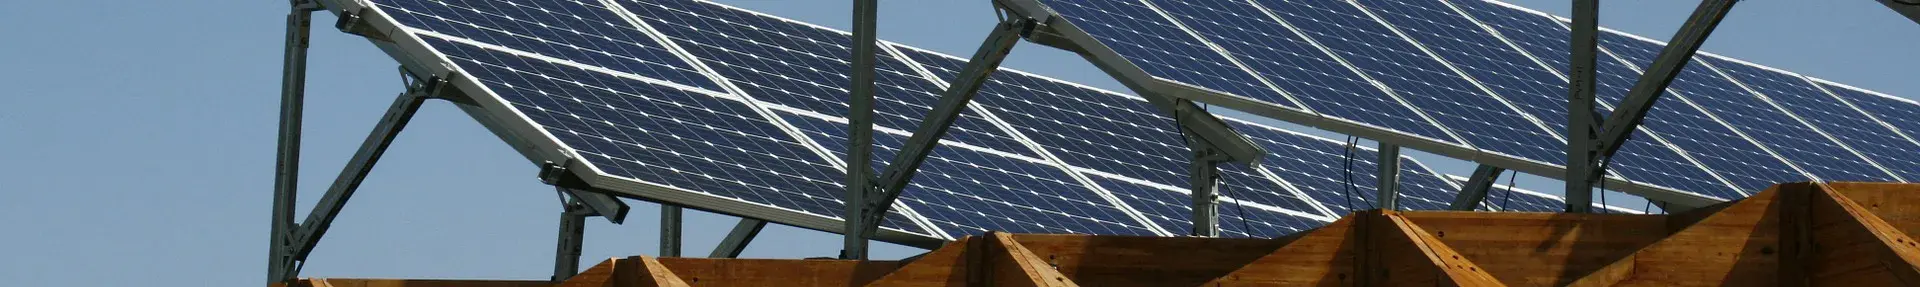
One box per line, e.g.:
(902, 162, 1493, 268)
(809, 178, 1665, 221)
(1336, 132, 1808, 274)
(845, 18, 1034, 258)
(1450, 165, 1507, 211)
(1567, 0, 1736, 212)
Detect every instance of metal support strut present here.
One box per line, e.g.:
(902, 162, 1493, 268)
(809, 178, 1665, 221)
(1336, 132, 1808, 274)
(710, 218, 768, 258)
(268, 1, 320, 282)
(551, 197, 591, 282)
(660, 205, 682, 257)
(1566, 0, 1735, 213)
(1188, 143, 1224, 237)
(843, 15, 1034, 259)
(1450, 165, 1507, 211)
(842, 0, 881, 260)
(1375, 143, 1401, 211)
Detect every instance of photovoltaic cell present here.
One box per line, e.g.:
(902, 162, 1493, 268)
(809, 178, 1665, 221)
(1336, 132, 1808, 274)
(620, 0, 1035, 157)
(1252, 0, 1566, 166)
(1601, 34, 1892, 183)
(1446, 0, 1740, 198)
(1145, 0, 1458, 144)
(781, 113, 1160, 239)
(421, 37, 931, 234)
(1036, 0, 1307, 110)
(376, 0, 719, 90)
(1596, 32, 1813, 193)
(1814, 82, 1920, 180)
(897, 47, 1192, 188)
(1701, 57, 1912, 182)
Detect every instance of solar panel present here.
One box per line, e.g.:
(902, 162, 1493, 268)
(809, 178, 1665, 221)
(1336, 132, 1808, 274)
(1444, 175, 1645, 214)
(1598, 32, 1897, 184)
(1809, 80, 1920, 181)
(1443, 0, 1744, 199)
(341, 0, 1909, 247)
(1035, 0, 1310, 110)
(1698, 56, 1911, 182)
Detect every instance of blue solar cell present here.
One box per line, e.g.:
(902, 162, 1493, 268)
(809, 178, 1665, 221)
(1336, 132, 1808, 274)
(1091, 176, 1327, 238)
(780, 113, 1161, 239)
(1226, 119, 1461, 215)
(620, 0, 1035, 157)
(1602, 34, 1892, 183)
(1252, 0, 1565, 166)
(424, 37, 933, 235)
(897, 48, 1193, 187)
(1396, 158, 1458, 210)
(1811, 82, 1920, 181)
(1145, 0, 1458, 144)
(1445, 0, 1742, 198)
(1037, 0, 1307, 109)
(375, 0, 719, 90)
(1597, 32, 1814, 193)
(1701, 57, 1912, 182)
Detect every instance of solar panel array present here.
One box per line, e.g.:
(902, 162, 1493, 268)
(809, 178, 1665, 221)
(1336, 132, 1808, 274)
(347, 0, 1909, 243)
(1030, 0, 1914, 203)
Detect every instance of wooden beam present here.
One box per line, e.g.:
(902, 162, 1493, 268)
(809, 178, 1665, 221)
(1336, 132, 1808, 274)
(650, 258, 899, 287)
(558, 258, 620, 287)
(1203, 216, 1358, 286)
(1805, 183, 1920, 285)
(1008, 234, 1282, 286)
(984, 232, 1080, 287)
(1823, 182, 1920, 236)
(862, 238, 974, 286)
(1365, 211, 1504, 286)
(1399, 212, 1667, 286)
(1567, 187, 1783, 286)
(286, 278, 553, 287)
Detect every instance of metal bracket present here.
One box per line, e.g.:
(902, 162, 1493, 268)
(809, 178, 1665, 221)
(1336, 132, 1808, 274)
(1187, 141, 1225, 237)
(550, 197, 592, 282)
(539, 162, 631, 224)
(1566, 0, 1736, 212)
(334, 8, 391, 42)
(1449, 165, 1507, 211)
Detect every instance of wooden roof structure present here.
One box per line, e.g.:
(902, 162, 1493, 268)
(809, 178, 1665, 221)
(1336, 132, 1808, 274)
(276, 182, 1920, 286)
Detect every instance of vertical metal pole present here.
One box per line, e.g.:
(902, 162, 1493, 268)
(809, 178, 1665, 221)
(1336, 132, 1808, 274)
(553, 200, 587, 282)
(1565, 0, 1601, 213)
(842, 0, 880, 260)
(659, 205, 682, 257)
(1375, 143, 1401, 211)
(1189, 148, 1220, 237)
(269, 4, 314, 282)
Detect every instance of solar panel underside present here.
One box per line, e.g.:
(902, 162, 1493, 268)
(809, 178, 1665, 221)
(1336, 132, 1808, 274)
(1599, 33, 1896, 184)
(1444, 0, 1742, 199)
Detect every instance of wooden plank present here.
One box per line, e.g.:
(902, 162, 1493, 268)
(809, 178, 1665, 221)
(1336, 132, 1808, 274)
(1369, 211, 1505, 286)
(653, 258, 900, 287)
(559, 258, 621, 287)
(1202, 217, 1358, 286)
(1399, 211, 1666, 286)
(1823, 182, 1920, 236)
(1567, 186, 1784, 286)
(1806, 183, 1920, 285)
(1007, 233, 1282, 286)
(633, 257, 693, 287)
(862, 238, 973, 287)
(985, 232, 1079, 287)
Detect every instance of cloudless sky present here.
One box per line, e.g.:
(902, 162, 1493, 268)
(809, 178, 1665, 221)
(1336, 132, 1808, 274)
(0, 0, 1913, 286)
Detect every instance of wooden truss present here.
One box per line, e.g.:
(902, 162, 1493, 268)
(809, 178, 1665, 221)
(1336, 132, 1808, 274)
(276, 182, 1920, 286)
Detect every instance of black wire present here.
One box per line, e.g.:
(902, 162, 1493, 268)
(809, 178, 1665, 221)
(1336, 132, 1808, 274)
(1500, 170, 1516, 211)
(1342, 136, 1356, 212)
(1219, 182, 1259, 237)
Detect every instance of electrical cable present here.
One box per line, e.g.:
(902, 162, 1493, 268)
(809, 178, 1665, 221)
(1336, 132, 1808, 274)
(1342, 136, 1356, 212)
(1500, 170, 1516, 211)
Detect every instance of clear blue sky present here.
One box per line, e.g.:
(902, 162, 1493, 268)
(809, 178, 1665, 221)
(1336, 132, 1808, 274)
(0, 0, 1912, 285)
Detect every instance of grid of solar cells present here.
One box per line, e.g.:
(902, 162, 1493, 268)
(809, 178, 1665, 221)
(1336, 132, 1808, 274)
(1357, 0, 1567, 141)
(1817, 82, 1920, 179)
(897, 48, 1192, 187)
(1594, 32, 1813, 193)
(1251, 0, 1565, 166)
(1397, 159, 1461, 210)
(1035, 0, 1306, 110)
(1144, 0, 1457, 144)
(375, 0, 718, 90)
(619, 0, 1034, 157)
(1702, 57, 1913, 182)
(1092, 176, 1327, 238)
(780, 113, 1160, 239)
(422, 37, 934, 234)
(1444, 0, 1741, 198)
(1226, 119, 1461, 214)
(1600, 34, 1894, 183)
